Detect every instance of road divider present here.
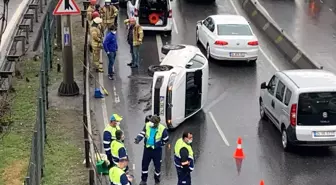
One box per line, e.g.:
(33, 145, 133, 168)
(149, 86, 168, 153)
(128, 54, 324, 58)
(238, 0, 321, 69)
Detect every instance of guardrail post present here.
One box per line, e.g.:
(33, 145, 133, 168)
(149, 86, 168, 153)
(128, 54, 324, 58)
(38, 97, 45, 177)
(40, 0, 43, 13)
(89, 169, 95, 185)
(45, 0, 47, 6)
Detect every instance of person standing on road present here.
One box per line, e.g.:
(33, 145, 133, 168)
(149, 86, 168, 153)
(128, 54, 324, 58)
(174, 132, 194, 185)
(111, 130, 129, 173)
(134, 115, 169, 185)
(90, 17, 104, 72)
(124, 17, 143, 68)
(111, 0, 120, 26)
(109, 158, 133, 185)
(103, 25, 118, 80)
(86, 0, 97, 24)
(103, 114, 123, 167)
(100, 0, 118, 32)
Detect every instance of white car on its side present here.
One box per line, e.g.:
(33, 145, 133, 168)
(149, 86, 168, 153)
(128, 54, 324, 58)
(196, 14, 259, 64)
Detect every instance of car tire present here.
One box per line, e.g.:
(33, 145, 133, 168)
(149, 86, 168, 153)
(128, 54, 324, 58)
(196, 28, 200, 44)
(147, 65, 172, 77)
(206, 44, 212, 60)
(161, 44, 185, 55)
(259, 99, 267, 120)
(281, 128, 292, 152)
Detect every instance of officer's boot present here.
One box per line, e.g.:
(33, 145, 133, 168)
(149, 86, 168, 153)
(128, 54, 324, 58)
(139, 181, 147, 185)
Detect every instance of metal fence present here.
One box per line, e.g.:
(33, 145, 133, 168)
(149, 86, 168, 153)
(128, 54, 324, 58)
(24, 1, 56, 184)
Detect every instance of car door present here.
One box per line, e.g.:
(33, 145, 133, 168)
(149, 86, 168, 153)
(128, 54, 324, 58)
(273, 80, 287, 129)
(263, 75, 279, 125)
(199, 17, 210, 46)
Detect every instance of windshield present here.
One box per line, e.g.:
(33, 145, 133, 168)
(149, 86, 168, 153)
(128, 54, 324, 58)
(297, 92, 336, 126)
(217, 24, 252, 36)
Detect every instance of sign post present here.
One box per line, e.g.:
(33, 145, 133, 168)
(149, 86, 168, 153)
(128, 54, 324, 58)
(53, 0, 81, 96)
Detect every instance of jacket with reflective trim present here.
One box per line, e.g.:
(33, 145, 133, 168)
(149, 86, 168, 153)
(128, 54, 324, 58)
(103, 125, 121, 153)
(136, 122, 169, 149)
(174, 138, 194, 171)
(109, 166, 131, 185)
(111, 140, 128, 164)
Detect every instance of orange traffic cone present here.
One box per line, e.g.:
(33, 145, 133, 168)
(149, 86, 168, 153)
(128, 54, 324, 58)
(260, 180, 265, 185)
(233, 137, 245, 159)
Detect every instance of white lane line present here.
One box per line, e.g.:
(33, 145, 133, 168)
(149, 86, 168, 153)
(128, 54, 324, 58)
(99, 51, 109, 126)
(156, 34, 165, 62)
(228, 0, 279, 71)
(208, 112, 230, 146)
(113, 85, 120, 103)
(173, 18, 178, 34)
(203, 90, 229, 112)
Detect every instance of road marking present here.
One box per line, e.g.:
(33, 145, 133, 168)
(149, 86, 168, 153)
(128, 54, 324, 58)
(156, 34, 165, 62)
(208, 112, 230, 146)
(173, 18, 178, 34)
(228, 0, 279, 71)
(113, 85, 120, 103)
(203, 90, 229, 112)
(99, 51, 109, 126)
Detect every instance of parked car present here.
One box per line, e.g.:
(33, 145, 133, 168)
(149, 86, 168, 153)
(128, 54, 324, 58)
(196, 14, 259, 64)
(259, 69, 336, 151)
(148, 44, 209, 129)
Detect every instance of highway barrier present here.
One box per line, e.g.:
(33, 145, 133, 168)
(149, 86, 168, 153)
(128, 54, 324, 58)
(238, 0, 322, 69)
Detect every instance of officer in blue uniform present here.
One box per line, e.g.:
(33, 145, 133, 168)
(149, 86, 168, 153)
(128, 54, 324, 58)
(174, 131, 194, 185)
(111, 130, 129, 173)
(134, 115, 169, 185)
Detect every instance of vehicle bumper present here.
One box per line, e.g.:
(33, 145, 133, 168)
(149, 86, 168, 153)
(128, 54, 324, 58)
(287, 125, 336, 146)
(210, 48, 259, 61)
(141, 22, 173, 31)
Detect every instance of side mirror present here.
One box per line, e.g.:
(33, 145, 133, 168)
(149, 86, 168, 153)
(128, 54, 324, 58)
(260, 82, 268, 89)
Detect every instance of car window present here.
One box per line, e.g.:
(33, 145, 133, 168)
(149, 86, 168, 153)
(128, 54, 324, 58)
(217, 24, 252, 36)
(206, 19, 215, 32)
(275, 80, 286, 102)
(267, 75, 278, 95)
(186, 55, 206, 69)
(284, 88, 292, 106)
(203, 18, 210, 27)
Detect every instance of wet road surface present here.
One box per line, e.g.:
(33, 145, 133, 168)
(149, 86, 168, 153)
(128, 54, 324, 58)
(258, 0, 336, 72)
(91, 0, 336, 184)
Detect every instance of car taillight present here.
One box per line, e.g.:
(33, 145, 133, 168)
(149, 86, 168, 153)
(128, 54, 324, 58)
(290, 104, 297, 126)
(214, 40, 228, 45)
(168, 9, 172, 18)
(248, 41, 258, 46)
(134, 8, 138, 17)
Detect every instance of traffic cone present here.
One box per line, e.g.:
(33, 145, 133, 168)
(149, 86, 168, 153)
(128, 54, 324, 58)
(260, 180, 264, 185)
(233, 137, 245, 159)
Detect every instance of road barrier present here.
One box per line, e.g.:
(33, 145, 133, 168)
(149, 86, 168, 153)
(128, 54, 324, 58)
(238, 0, 322, 69)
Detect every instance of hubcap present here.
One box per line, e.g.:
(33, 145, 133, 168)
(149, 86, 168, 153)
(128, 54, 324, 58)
(282, 130, 287, 148)
(260, 101, 264, 117)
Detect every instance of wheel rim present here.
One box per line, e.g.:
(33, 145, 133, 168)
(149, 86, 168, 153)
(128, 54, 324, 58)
(207, 46, 210, 59)
(260, 101, 265, 117)
(282, 130, 287, 149)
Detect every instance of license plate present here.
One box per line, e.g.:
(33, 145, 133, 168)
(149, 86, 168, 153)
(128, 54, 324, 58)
(230, 52, 245, 57)
(159, 96, 164, 115)
(313, 131, 335, 137)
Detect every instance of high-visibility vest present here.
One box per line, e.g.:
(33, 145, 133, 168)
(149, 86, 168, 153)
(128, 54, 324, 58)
(109, 166, 124, 184)
(174, 138, 194, 160)
(111, 140, 127, 161)
(104, 125, 121, 140)
(145, 122, 165, 148)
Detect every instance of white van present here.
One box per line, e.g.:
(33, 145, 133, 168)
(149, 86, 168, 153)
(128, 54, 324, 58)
(259, 69, 336, 151)
(148, 44, 209, 129)
(127, 0, 173, 35)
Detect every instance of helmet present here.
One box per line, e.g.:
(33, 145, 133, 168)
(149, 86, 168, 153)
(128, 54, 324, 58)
(93, 17, 102, 24)
(151, 115, 161, 124)
(92, 11, 100, 19)
(90, 0, 96, 5)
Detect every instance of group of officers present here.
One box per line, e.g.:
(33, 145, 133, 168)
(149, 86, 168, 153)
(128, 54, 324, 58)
(103, 114, 195, 185)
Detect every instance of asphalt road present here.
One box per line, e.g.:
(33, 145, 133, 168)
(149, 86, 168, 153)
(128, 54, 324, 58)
(91, 0, 336, 185)
(258, 0, 336, 72)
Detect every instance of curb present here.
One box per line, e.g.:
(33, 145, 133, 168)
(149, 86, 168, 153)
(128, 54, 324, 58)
(239, 0, 322, 69)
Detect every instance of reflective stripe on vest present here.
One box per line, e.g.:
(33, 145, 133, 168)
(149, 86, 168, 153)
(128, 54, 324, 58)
(145, 122, 165, 148)
(111, 140, 126, 160)
(174, 138, 194, 160)
(109, 166, 124, 184)
(104, 125, 121, 140)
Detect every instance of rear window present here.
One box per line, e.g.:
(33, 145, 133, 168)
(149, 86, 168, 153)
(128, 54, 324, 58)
(217, 24, 252, 36)
(297, 92, 336, 126)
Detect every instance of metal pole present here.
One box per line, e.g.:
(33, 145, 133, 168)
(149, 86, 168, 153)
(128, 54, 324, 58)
(56, 16, 62, 49)
(58, 15, 79, 96)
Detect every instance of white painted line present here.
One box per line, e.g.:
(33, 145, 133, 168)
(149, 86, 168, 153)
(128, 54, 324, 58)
(156, 34, 165, 62)
(208, 112, 230, 146)
(228, 0, 279, 71)
(99, 51, 109, 126)
(173, 18, 178, 34)
(203, 91, 229, 112)
(133, 163, 135, 170)
(113, 85, 120, 103)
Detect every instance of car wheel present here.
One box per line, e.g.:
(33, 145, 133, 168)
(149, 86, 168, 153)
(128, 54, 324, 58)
(161, 44, 186, 55)
(147, 65, 173, 77)
(282, 128, 292, 151)
(259, 99, 267, 120)
(196, 29, 200, 44)
(206, 44, 211, 60)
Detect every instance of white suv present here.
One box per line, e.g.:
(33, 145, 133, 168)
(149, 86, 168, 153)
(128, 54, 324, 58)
(259, 69, 336, 151)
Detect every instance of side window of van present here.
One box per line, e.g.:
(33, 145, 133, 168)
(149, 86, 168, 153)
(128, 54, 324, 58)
(187, 55, 205, 69)
(284, 88, 292, 106)
(275, 81, 286, 102)
(267, 75, 278, 95)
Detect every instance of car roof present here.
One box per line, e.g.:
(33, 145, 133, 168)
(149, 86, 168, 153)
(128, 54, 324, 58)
(280, 69, 336, 89)
(210, 15, 249, 25)
(161, 45, 204, 67)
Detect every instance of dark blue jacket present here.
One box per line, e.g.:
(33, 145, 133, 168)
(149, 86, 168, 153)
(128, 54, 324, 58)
(103, 32, 118, 53)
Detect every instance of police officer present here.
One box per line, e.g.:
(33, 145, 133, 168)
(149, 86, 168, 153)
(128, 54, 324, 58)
(90, 16, 104, 72)
(174, 132, 194, 185)
(109, 158, 133, 185)
(111, 130, 129, 173)
(100, 0, 118, 32)
(134, 115, 169, 185)
(103, 113, 123, 166)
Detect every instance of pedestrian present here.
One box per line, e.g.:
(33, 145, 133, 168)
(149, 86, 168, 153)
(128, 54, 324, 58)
(134, 115, 169, 185)
(101, 0, 118, 32)
(111, 130, 129, 173)
(109, 158, 133, 185)
(124, 17, 143, 68)
(103, 113, 123, 167)
(90, 17, 104, 72)
(103, 25, 118, 80)
(174, 131, 194, 185)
